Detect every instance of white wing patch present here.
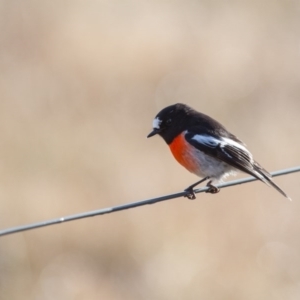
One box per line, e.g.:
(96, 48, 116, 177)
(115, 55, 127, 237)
(221, 137, 248, 153)
(152, 117, 162, 129)
(190, 134, 219, 148)
(221, 137, 253, 162)
(190, 134, 253, 162)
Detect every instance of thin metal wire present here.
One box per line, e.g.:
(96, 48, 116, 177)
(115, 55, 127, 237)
(0, 166, 299, 237)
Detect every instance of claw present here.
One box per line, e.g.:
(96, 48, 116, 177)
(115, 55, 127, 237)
(184, 176, 210, 200)
(184, 188, 196, 200)
(205, 181, 220, 194)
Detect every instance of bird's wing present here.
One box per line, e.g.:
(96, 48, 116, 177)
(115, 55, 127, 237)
(184, 129, 291, 200)
(185, 131, 262, 180)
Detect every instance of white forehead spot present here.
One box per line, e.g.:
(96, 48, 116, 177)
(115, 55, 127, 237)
(152, 117, 162, 129)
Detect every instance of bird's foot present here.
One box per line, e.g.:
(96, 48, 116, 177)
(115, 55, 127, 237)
(205, 181, 220, 194)
(184, 187, 196, 200)
(184, 176, 210, 200)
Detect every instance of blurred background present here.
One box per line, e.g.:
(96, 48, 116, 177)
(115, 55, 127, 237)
(0, 0, 299, 299)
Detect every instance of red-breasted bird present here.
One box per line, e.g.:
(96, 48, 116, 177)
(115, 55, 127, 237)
(147, 103, 291, 200)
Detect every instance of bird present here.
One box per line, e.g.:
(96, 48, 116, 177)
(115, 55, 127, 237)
(147, 103, 291, 200)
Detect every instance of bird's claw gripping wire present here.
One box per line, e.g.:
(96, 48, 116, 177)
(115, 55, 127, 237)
(205, 181, 220, 194)
(184, 187, 197, 200)
(184, 176, 210, 200)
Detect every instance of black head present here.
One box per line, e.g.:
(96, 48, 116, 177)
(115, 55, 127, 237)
(147, 103, 194, 144)
(148, 103, 242, 146)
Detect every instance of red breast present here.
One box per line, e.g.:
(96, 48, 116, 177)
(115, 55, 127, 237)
(169, 132, 199, 174)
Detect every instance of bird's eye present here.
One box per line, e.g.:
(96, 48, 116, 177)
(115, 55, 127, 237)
(166, 119, 172, 125)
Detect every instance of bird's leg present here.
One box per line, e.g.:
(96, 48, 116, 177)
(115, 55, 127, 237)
(184, 176, 210, 200)
(205, 180, 220, 194)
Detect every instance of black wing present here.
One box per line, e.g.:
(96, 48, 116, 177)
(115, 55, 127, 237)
(185, 130, 291, 199)
(185, 131, 261, 179)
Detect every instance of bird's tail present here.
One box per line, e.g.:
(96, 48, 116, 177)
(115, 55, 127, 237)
(253, 162, 292, 201)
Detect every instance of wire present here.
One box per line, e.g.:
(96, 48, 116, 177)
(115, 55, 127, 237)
(0, 166, 299, 237)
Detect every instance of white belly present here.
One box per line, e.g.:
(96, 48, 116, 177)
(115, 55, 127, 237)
(186, 147, 237, 182)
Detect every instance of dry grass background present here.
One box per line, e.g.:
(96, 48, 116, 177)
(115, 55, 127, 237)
(0, 0, 300, 299)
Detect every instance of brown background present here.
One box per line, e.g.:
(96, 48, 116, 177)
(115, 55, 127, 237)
(0, 1, 300, 299)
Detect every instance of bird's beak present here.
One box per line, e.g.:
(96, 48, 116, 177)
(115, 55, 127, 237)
(147, 128, 159, 138)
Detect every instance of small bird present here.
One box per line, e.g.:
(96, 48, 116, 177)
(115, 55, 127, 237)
(147, 103, 291, 200)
